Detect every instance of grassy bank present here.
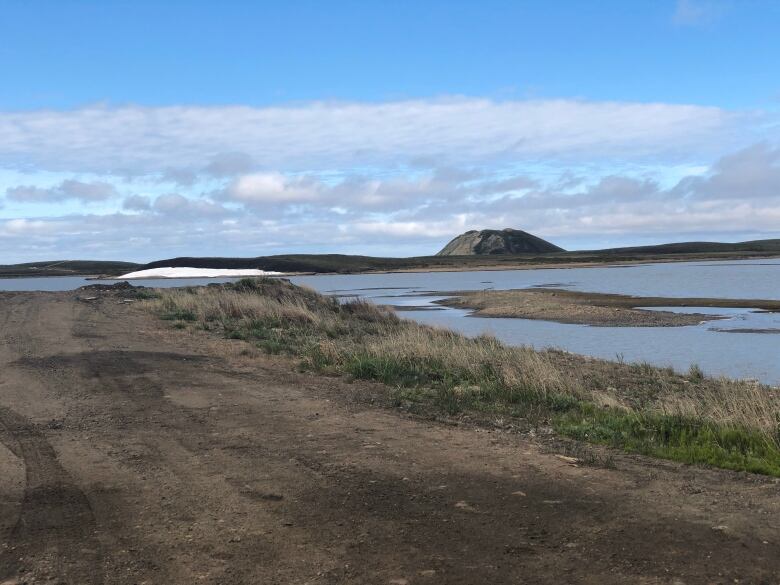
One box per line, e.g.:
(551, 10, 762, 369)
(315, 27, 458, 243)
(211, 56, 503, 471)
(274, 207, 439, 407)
(147, 278, 780, 476)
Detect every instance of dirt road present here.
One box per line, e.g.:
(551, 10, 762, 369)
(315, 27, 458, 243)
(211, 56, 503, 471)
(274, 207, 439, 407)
(1, 291, 779, 584)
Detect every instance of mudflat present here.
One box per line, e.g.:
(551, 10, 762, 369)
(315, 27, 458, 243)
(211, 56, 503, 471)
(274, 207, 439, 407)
(437, 287, 780, 327)
(1, 291, 780, 584)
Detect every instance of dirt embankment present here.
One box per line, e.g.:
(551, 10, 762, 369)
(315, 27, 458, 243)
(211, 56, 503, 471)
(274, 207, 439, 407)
(1, 290, 780, 583)
(436, 287, 780, 327)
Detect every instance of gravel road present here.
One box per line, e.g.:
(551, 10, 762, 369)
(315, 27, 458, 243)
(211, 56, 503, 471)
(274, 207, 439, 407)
(1, 290, 779, 584)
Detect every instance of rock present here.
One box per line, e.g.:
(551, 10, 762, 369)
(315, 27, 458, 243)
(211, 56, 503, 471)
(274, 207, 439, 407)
(79, 281, 135, 291)
(555, 455, 579, 465)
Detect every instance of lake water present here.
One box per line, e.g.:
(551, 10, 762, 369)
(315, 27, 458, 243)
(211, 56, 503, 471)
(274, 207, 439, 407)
(2, 259, 778, 385)
(288, 259, 780, 386)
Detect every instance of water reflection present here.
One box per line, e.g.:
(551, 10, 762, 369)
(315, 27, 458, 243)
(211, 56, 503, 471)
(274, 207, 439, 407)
(290, 259, 780, 385)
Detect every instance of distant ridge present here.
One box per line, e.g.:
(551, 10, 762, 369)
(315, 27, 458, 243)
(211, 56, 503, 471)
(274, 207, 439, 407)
(0, 260, 139, 278)
(436, 228, 565, 256)
(592, 239, 780, 255)
(130, 237, 780, 275)
(5, 238, 780, 279)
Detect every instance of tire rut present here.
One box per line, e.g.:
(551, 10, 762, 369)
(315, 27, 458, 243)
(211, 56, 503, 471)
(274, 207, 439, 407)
(0, 406, 103, 583)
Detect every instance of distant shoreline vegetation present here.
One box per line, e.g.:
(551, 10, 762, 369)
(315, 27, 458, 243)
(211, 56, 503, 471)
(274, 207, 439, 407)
(145, 277, 780, 477)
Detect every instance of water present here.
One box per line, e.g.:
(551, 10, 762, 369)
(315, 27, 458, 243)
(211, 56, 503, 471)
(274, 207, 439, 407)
(288, 259, 780, 385)
(293, 259, 780, 300)
(2, 259, 779, 384)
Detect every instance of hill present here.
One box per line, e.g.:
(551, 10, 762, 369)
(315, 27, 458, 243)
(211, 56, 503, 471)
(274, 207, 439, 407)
(0, 260, 140, 278)
(592, 239, 780, 255)
(130, 238, 780, 276)
(436, 228, 565, 255)
(3, 238, 780, 279)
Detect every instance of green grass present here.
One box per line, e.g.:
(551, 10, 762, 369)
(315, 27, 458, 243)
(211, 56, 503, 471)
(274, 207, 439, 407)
(160, 308, 196, 321)
(342, 349, 780, 475)
(147, 277, 780, 477)
(555, 408, 780, 476)
(122, 288, 161, 300)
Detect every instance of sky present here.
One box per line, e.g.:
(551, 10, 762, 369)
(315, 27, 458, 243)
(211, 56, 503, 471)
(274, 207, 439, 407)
(1, 0, 779, 263)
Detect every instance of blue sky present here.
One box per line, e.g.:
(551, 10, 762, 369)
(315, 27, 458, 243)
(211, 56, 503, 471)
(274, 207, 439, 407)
(1, 0, 779, 262)
(3, 0, 780, 110)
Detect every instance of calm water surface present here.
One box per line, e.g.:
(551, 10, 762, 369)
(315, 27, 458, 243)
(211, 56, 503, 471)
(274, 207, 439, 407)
(2, 259, 778, 384)
(289, 259, 780, 385)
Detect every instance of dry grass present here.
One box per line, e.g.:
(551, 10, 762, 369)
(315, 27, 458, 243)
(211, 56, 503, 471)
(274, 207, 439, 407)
(441, 288, 780, 327)
(146, 278, 780, 475)
(655, 379, 780, 437)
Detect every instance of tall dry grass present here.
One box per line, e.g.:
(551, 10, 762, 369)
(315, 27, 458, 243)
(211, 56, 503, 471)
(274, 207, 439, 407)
(655, 380, 780, 440)
(145, 278, 780, 474)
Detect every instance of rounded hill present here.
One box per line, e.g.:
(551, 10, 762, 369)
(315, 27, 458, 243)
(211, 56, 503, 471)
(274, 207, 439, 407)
(436, 228, 565, 256)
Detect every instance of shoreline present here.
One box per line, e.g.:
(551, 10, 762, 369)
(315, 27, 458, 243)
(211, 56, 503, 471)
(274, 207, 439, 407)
(138, 278, 780, 480)
(336, 252, 780, 275)
(433, 287, 780, 327)
(3, 250, 779, 280)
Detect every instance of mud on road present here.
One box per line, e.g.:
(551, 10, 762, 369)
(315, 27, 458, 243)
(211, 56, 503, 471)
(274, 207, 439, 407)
(1, 291, 779, 584)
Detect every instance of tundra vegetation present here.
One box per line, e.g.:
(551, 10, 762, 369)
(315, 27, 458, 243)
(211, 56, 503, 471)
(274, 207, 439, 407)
(147, 278, 780, 476)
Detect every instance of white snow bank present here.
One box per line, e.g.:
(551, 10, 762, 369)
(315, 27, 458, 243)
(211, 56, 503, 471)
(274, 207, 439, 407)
(117, 267, 284, 279)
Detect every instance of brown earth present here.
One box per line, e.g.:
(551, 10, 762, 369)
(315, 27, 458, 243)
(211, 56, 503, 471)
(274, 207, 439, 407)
(437, 287, 780, 327)
(1, 290, 780, 584)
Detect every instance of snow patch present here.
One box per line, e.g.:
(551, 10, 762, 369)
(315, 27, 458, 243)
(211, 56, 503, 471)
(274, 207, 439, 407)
(118, 267, 284, 279)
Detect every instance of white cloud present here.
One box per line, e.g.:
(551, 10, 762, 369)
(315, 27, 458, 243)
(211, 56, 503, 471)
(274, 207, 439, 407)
(204, 152, 254, 177)
(1, 218, 59, 236)
(350, 220, 463, 238)
(0, 94, 777, 261)
(224, 168, 485, 212)
(352, 143, 780, 245)
(228, 172, 321, 203)
(673, 143, 780, 200)
(672, 0, 725, 27)
(6, 179, 116, 203)
(122, 194, 152, 211)
(152, 193, 230, 217)
(0, 99, 745, 175)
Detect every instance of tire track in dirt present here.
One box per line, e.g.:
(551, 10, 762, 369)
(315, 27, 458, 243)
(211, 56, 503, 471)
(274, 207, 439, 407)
(3, 291, 780, 583)
(0, 296, 105, 582)
(0, 407, 103, 583)
(0, 295, 36, 358)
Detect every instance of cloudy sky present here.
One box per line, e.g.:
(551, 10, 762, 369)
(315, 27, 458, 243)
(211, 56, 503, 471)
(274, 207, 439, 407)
(1, 0, 779, 263)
